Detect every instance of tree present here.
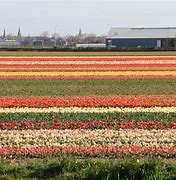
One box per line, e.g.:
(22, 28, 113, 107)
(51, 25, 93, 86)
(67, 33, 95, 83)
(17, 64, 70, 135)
(52, 32, 60, 39)
(40, 31, 49, 37)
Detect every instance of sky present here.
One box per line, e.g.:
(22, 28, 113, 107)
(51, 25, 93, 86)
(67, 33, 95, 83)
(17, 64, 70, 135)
(0, 0, 176, 36)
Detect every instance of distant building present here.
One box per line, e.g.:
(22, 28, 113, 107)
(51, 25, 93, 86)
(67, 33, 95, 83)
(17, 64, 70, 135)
(76, 43, 106, 48)
(20, 37, 34, 46)
(0, 27, 22, 47)
(106, 27, 176, 49)
(32, 40, 44, 46)
(0, 40, 20, 47)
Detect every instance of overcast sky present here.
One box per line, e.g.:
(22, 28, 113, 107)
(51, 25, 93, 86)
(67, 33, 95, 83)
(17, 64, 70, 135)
(0, 0, 176, 36)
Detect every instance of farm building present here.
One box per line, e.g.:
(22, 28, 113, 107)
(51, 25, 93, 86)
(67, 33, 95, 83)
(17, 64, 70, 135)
(106, 27, 176, 49)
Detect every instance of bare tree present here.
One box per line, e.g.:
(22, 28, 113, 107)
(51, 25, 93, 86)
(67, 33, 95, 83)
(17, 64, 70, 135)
(40, 31, 49, 37)
(52, 32, 60, 39)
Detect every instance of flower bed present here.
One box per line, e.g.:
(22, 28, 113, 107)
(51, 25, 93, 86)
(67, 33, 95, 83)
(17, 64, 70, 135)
(0, 56, 176, 79)
(0, 99, 175, 157)
(0, 96, 175, 107)
(0, 63, 176, 71)
(0, 146, 176, 158)
(0, 56, 175, 160)
(0, 129, 175, 157)
(1, 56, 176, 61)
(1, 120, 176, 130)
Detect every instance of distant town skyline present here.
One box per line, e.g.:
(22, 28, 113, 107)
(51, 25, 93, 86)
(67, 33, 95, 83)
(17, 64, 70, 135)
(1, 0, 176, 36)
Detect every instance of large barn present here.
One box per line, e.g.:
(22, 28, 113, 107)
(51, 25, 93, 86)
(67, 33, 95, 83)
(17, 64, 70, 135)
(106, 27, 176, 50)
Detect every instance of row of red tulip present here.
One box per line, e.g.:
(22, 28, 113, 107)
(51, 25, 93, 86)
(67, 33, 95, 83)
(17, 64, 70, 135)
(1, 75, 176, 79)
(1, 64, 176, 71)
(0, 146, 175, 157)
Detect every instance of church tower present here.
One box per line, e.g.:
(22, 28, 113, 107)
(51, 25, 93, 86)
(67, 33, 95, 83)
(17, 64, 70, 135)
(17, 27, 21, 38)
(78, 28, 82, 36)
(2, 29, 6, 39)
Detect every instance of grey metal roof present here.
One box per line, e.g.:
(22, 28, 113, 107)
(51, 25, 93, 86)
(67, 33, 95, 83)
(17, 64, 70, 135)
(107, 27, 176, 39)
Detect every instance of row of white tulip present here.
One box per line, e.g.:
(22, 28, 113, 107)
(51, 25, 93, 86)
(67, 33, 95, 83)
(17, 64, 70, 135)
(0, 129, 175, 149)
(0, 107, 175, 113)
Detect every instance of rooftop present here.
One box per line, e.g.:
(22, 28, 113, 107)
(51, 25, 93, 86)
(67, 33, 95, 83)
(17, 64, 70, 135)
(107, 27, 176, 39)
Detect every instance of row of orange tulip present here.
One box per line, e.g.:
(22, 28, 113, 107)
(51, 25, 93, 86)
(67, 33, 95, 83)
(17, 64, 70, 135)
(0, 96, 175, 107)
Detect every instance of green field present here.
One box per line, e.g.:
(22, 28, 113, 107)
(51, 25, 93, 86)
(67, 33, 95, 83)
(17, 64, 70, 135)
(0, 157, 175, 179)
(0, 79, 175, 97)
(1, 50, 176, 56)
(1, 112, 176, 123)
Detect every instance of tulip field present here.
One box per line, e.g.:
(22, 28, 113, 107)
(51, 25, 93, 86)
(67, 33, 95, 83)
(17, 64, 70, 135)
(0, 52, 176, 179)
(1, 56, 176, 79)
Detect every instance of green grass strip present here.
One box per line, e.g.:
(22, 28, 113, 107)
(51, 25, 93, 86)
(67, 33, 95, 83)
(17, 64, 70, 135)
(0, 157, 175, 179)
(1, 51, 176, 56)
(0, 112, 176, 123)
(0, 79, 175, 96)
